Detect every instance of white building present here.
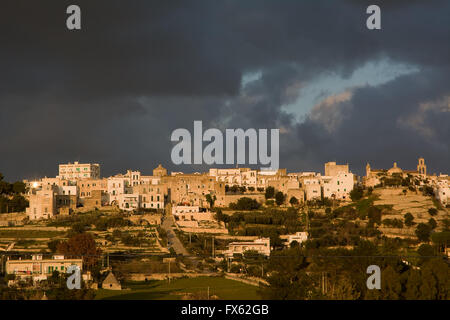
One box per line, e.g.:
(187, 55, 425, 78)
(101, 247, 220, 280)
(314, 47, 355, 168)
(284, 232, 308, 246)
(225, 238, 271, 258)
(434, 179, 449, 206)
(322, 172, 354, 200)
(117, 193, 140, 211)
(172, 205, 214, 221)
(107, 177, 128, 204)
(303, 177, 322, 201)
(58, 161, 100, 180)
(209, 168, 258, 188)
(26, 185, 57, 220)
(140, 189, 164, 210)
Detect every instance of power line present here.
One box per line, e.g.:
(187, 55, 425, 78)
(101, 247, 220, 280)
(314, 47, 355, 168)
(1, 253, 446, 258)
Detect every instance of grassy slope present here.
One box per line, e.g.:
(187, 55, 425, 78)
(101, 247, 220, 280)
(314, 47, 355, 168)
(95, 276, 261, 300)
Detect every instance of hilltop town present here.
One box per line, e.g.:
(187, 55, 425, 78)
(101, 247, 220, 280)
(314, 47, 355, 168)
(0, 158, 448, 300)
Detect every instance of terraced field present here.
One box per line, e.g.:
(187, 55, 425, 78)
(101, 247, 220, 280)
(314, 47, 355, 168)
(373, 188, 449, 238)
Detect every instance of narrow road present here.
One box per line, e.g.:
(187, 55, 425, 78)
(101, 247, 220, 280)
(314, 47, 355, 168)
(161, 214, 189, 256)
(161, 203, 204, 270)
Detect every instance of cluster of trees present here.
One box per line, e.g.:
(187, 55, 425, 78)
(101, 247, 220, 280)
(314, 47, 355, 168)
(260, 242, 450, 300)
(48, 232, 102, 272)
(379, 175, 417, 188)
(225, 185, 247, 194)
(216, 208, 303, 247)
(229, 197, 261, 210)
(221, 208, 301, 227)
(107, 230, 152, 247)
(0, 275, 95, 300)
(264, 187, 286, 205)
(382, 218, 404, 228)
(0, 173, 28, 213)
(49, 211, 131, 234)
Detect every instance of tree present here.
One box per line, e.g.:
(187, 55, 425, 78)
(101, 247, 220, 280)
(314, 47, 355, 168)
(229, 185, 239, 193)
(57, 233, 102, 270)
(428, 218, 437, 230)
(350, 187, 364, 202)
(7, 195, 28, 212)
(205, 193, 216, 208)
(230, 197, 261, 210)
(380, 266, 402, 299)
(405, 270, 422, 299)
(265, 186, 275, 199)
(404, 212, 414, 226)
(289, 196, 299, 206)
(367, 206, 382, 225)
(428, 208, 438, 216)
(417, 244, 434, 257)
(275, 192, 285, 206)
(260, 248, 317, 299)
(415, 223, 432, 242)
(48, 239, 61, 253)
(442, 219, 450, 231)
(12, 181, 26, 194)
(419, 259, 450, 299)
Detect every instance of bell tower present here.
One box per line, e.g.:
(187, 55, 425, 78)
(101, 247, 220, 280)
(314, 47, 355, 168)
(417, 157, 427, 176)
(366, 163, 371, 177)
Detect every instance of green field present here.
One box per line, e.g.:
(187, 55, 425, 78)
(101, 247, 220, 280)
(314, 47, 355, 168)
(95, 276, 261, 300)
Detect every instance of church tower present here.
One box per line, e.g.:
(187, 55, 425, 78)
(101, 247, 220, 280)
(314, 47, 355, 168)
(366, 163, 371, 177)
(417, 157, 427, 176)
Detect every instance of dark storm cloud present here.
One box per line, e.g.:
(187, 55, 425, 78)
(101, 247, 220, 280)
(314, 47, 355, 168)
(283, 68, 450, 175)
(0, 0, 449, 180)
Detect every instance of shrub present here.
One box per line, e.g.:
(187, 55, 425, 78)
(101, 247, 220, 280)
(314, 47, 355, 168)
(428, 218, 437, 230)
(229, 197, 261, 210)
(350, 187, 364, 201)
(265, 186, 275, 199)
(404, 212, 414, 226)
(415, 223, 432, 242)
(275, 192, 285, 206)
(289, 196, 299, 206)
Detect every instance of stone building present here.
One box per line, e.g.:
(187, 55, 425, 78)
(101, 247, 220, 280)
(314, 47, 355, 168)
(102, 272, 122, 290)
(324, 161, 349, 176)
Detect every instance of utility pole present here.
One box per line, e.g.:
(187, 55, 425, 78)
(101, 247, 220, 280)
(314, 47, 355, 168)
(189, 232, 191, 245)
(305, 205, 310, 236)
(321, 272, 324, 295)
(168, 261, 171, 284)
(212, 236, 215, 258)
(207, 286, 210, 300)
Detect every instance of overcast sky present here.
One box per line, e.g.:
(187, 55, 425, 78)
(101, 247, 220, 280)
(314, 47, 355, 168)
(1, 0, 450, 181)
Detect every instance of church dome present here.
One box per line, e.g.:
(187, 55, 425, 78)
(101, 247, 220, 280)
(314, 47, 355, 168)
(388, 162, 403, 175)
(153, 164, 168, 177)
